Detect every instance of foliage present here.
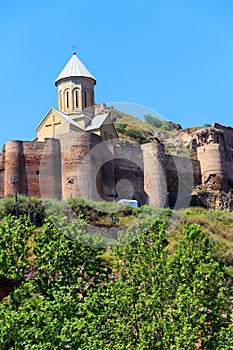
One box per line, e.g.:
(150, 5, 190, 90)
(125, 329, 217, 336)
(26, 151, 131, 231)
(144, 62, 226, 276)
(144, 114, 163, 128)
(144, 114, 174, 131)
(124, 127, 152, 144)
(165, 224, 230, 348)
(0, 215, 34, 280)
(115, 122, 127, 133)
(0, 213, 232, 349)
(0, 195, 46, 226)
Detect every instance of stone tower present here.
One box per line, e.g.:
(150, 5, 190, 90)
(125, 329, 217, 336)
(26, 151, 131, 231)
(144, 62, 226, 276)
(55, 51, 96, 121)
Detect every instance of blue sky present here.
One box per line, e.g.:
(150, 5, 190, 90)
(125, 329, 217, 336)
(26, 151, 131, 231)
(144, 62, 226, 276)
(1, 0, 233, 150)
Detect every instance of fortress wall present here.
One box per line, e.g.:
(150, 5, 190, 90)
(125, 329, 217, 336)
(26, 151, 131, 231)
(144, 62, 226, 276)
(113, 140, 147, 204)
(197, 143, 228, 192)
(192, 159, 202, 186)
(0, 149, 5, 198)
(165, 155, 196, 208)
(39, 138, 62, 199)
(58, 133, 103, 200)
(4, 141, 28, 197)
(142, 141, 166, 207)
(22, 142, 46, 197)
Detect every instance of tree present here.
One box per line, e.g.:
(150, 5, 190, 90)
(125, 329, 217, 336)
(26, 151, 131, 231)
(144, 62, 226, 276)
(144, 114, 163, 128)
(0, 215, 34, 281)
(0, 216, 110, 349)
(165, 224, 231, 349)
(0, 214, 231, 349)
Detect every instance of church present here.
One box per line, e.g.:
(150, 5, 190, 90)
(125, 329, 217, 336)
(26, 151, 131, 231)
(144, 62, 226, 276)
(36, 51, 118, 142)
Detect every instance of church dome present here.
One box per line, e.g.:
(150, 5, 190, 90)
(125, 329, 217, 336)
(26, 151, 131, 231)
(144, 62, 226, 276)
(55, 53, 96, 86)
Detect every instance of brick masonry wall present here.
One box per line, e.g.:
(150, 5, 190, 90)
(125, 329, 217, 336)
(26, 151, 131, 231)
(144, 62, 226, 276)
(39, 138, 62, 199)
(197, 143, 228, 192)
(58, 132, 103, 200)
(22, 141, 46, 197)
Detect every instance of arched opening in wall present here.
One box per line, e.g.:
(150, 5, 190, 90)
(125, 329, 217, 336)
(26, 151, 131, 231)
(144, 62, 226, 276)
(96, 159, 148, 205)
(65, 90, 69, 109)
(74, 89, 79, 108)
(83, 90, 88, 108)
(103, 131, 108, 140)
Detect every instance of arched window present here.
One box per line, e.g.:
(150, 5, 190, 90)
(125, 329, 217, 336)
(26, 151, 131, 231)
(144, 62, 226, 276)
(83, 90, 88, 108)
(65, 90, 69, 109)
(74, 89, 79, 108)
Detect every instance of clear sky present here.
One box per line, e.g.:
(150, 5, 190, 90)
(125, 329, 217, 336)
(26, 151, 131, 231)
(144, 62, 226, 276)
(1, 0, 233, 150)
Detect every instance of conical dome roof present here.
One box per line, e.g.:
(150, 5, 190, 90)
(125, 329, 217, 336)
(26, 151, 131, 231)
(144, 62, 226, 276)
(55, 53, 96, 85)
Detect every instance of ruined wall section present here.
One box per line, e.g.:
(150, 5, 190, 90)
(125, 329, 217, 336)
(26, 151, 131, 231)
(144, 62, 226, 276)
(197, 143, 228, 192)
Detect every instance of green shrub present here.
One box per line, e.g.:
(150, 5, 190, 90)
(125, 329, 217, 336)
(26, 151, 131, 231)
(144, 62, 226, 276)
(115, 123, 126, 133)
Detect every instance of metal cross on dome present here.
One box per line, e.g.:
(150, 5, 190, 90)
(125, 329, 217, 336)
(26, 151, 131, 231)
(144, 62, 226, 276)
(72, 45, 77, 54)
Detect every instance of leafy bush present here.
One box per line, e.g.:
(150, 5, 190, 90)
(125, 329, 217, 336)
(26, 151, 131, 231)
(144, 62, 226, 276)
(115, 122, 126, 133)
(125, 128, 151, 144)
(0, 196, 46, 226)
(144, 114, 163, 128)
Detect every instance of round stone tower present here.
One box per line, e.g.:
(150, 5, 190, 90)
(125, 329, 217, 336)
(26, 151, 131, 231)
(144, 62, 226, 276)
(197, 143, 228, 192)
(4, 141, 27, 196)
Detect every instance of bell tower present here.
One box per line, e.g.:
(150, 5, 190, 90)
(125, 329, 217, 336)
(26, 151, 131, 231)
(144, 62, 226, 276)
(55, 51, 96, 115)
